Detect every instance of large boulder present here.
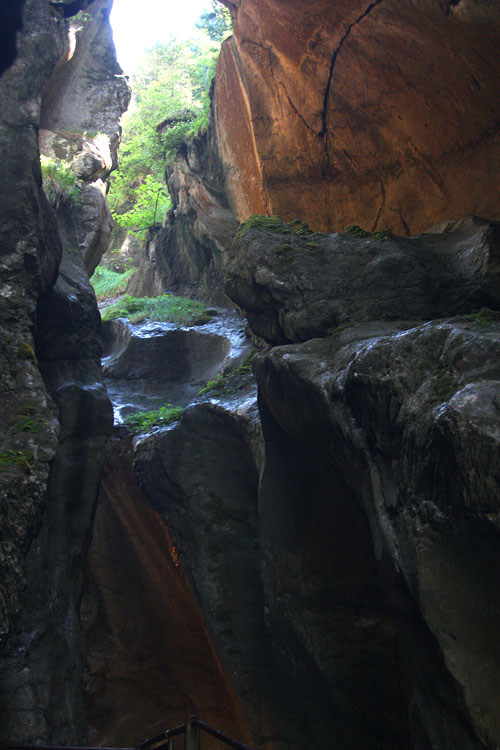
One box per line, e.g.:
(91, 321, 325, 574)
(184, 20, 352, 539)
(102, 319, 231, 382)
(252, 316, 500, 748)
(225, 216, 500, 343)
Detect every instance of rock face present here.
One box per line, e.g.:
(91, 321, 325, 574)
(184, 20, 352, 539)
(133, 402, 314, 749)
(150, 0, 500, 304)
(40, 0, 130, 156)
(140, 124, 239, 305)
(253, 317, 500, 748)
(102, 319, 231, 382)
(225, 216, 500, 343)
(0, 0, 67, 654)
(81, 430, 251, 748)
(39, 0, 131, 275)
(0, 0, 124, 743)
(215, 0, 500, 234)
(189, 215, 499, 748)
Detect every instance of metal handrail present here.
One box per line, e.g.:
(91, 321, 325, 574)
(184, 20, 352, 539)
(5, 716, 256, 750)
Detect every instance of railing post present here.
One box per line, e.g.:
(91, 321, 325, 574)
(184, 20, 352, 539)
(185, 717, 200, 750)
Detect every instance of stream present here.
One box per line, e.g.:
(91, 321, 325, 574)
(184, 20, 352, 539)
(101, 307, 254, 424)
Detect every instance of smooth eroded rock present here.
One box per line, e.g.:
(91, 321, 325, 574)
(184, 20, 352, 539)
(102, 319, 232, 382)
(225, 216, 500, 343)
(253, 316, 500, 748)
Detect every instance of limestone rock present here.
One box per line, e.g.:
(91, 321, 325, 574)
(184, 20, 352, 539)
(142, 122, 239, 305)
(81, 430, 251, 747)
(225, 216, 500, 343)
(102, 319, 231, 382)
(0, 0, 116, 743)
(253, 317, 500, 748)
(53, 179, 113, 276)
(215, 0, 500, 233)
(0, 238, 113, 745)
(134, 401, 315, 749)
(0, 0, 67, 651)
(40, 0, 130, 162)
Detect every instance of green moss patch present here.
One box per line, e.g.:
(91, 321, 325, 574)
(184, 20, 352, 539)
(0, 450, 29, 471)
(235, 214, 316, 241)
(16, 342, 35, 360)
(124, 404, 184, 434)
(198, 351, 256, 396)
(469, 307, 500, 324)
(344, 225, 389, 241)
(101, 294, 214, 326)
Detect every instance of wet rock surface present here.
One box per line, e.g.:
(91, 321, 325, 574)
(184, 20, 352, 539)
(252, 317, 500, 748)
(0, 0, 123, 743)
(133, 401, 310, 750)
(226, 217, 500, 343)
(102, 310, 252, 422)
(0, 0, 66, 652)
(0, 243, 113, 745)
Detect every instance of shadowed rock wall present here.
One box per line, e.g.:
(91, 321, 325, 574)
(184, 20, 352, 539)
(82, 431, 251, 748)
(0, 0, 123, 743)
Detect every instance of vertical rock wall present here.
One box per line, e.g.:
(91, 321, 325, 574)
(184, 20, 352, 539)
(0, 0, 127, 743)
(214, 0, 500, 234)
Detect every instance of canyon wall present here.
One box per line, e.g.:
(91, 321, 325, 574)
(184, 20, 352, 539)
(155, 0, 500, 304)
(0, 0, 127, 742)
(1, 0, 499, 749)
(215, 0, 500, 234)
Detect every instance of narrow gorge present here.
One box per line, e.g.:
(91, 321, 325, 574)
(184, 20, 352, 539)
(1, 2, 499, 750)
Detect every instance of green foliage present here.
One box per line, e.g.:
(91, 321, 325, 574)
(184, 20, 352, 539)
(469, 307, 500, 324)
(70, 10, 92, 32)
(124, 404, 184, 434)
(0, 450, 28, 470)
(344, 225, 389, 241)
(101, 294, 214, 326)
(111, 175, 171, 237)
(108, 22, 227, 230)
(196, 2, 233, 42)
(40, 156, 80, 206)
(198, 350, 256, 395)
(90, 266, 135, 301)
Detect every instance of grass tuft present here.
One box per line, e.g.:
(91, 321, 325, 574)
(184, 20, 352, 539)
(91, 266, 135, 301)
(101, 294, 214, 326)
(198, 351, 256, 395)
(469, 307, 500, 324)
(344, 225, 389, 241)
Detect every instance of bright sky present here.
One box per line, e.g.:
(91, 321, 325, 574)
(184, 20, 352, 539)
(110, 0, 213, 73)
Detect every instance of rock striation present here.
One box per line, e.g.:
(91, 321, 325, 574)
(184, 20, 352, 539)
(215, 0, 500, 234)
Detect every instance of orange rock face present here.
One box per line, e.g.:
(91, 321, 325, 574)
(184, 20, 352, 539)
(81, 434, 250, 748)
(215, 0, 500, 234)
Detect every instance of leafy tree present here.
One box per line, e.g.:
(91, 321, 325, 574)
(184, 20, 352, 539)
(196, 2, 233, 43)
(108, 17, 231, 234)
